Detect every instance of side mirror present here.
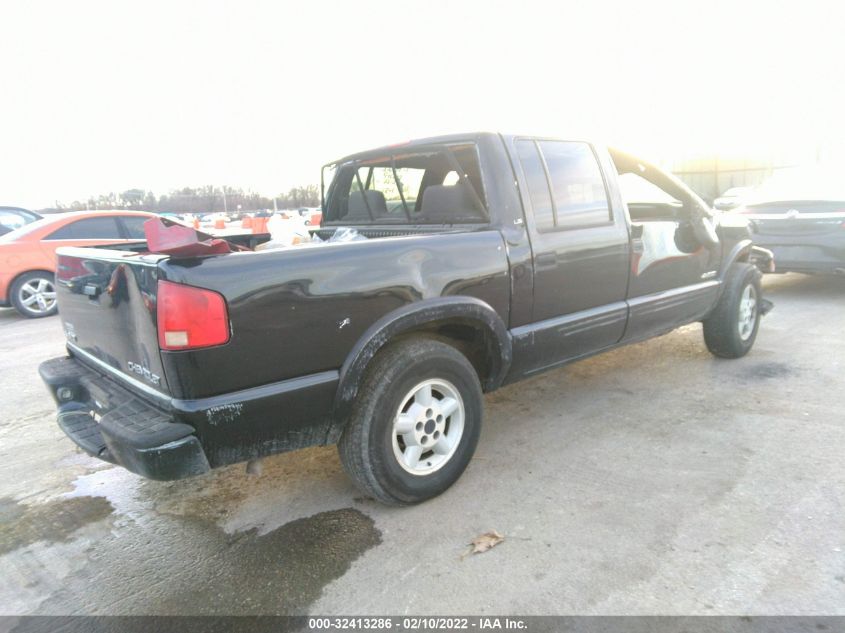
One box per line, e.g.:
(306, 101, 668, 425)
(692, 216, 720, 248)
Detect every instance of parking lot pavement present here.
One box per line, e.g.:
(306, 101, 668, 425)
(1, 273, 843, 616)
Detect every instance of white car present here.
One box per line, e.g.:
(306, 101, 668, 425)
(714, 186, 755, 211)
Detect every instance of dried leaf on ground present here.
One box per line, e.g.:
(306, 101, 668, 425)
(462, 530, 505, 559)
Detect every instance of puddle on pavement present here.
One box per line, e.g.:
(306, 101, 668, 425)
(139, 446, 349, 531)
(29, 506, 382, 615)
(62, 445, 346, 529)
(158, 508, 382, 614)
(11, 454, 380, 614)
(0, 495, 114, 555)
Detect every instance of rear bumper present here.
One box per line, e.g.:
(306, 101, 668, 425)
(757, 243, 845, 274)
(767, 261, 845, 275)
(39, 352, 339, 480)
(39, 356, 211, 480)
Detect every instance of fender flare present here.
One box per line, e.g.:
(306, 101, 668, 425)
(333, 297, 512, 421)
(719, 239, 753, 282)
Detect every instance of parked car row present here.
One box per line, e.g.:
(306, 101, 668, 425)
(0, 211, 155, 318)
(726, 169, 845, 275)
(0, 207, 327, 318)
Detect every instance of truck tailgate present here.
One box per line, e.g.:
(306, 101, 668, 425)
(55, 247, 170, 397)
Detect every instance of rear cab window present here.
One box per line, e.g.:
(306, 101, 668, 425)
(323, 143, 488, 226)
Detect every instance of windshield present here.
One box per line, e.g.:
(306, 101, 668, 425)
(0, 213, 81, 243)
(0, 217, 51, 242)
(0, 208, 39, 234)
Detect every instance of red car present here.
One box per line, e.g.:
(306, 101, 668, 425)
(0, 210, 155, 318)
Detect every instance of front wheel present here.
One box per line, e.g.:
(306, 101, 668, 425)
(703, 263, 762, 358)
(338, 338, 483, 505)
(11, 271, 58, 318)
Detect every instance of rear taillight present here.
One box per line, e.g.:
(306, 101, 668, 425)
(157, 280, 230, 350)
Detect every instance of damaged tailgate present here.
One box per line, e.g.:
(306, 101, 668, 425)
(55, 247, 171, 397)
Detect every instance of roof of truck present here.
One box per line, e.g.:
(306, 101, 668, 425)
(328, 132, 499, 165)
(327, 132, 603, 165)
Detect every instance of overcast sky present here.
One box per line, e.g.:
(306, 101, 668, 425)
(2, 0, 843, 208)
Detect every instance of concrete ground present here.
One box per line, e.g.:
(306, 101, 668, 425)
(0, 273, 843, 615)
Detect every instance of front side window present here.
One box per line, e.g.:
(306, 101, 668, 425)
(46, 216, 123, 240)
(616, 172, 683, 222)
(324, 144, 487, 225)
(617, 172, 679, 204)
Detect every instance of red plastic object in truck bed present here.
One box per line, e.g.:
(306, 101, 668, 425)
(144, 217, 237, 257)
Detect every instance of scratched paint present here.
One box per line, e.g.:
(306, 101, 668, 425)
(205, 403, 244, 425)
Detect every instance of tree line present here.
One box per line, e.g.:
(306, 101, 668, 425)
(49, 185, 320, 215)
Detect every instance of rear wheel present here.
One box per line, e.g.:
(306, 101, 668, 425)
(11, 271, 58, 318)
(703, 263, 762, 358)
(338, 337, 483, 505)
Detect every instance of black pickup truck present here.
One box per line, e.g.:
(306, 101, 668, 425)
(39, 133, 773, 505)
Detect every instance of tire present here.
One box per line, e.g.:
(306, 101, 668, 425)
(703, 263, 762, 359)
(338, 337, 483, 505)
(10, 271, 58, 318)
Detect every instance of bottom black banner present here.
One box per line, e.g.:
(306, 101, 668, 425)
(1, 616, 842, 633)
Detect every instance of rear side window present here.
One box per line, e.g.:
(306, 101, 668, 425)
(324, 144, 487, 225)
(46, 216, 123, 240)
(119, 216, 149, 239)
(517, 139, 612, 231)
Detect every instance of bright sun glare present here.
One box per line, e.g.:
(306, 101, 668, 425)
(1, 0, 843, 208)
